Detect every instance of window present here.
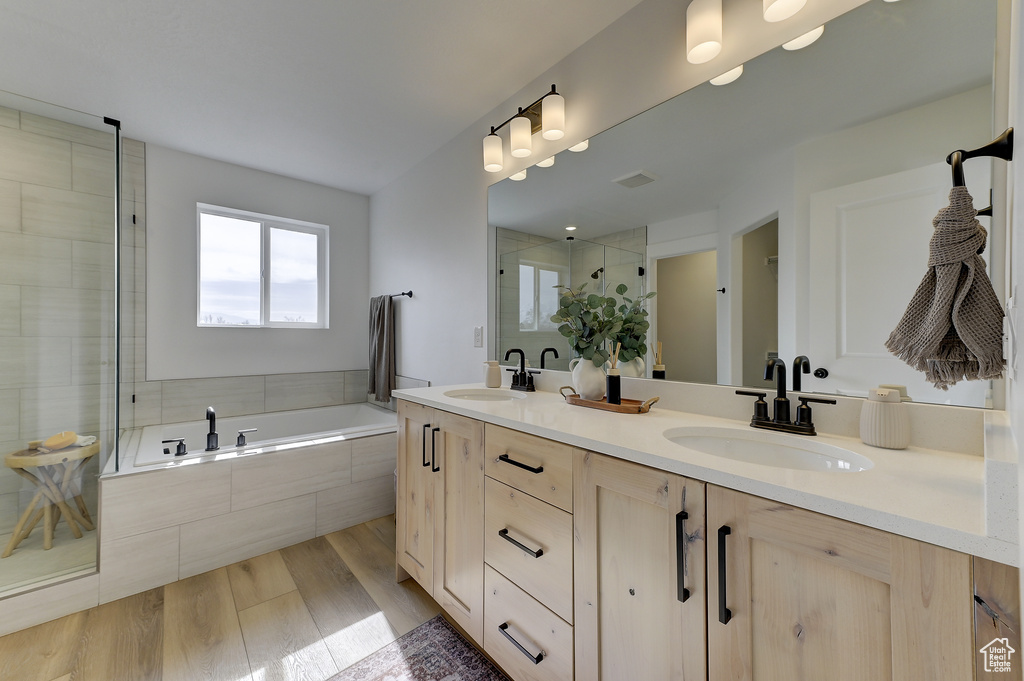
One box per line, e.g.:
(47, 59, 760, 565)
(198, 204, 328, 328)
(518, 262, 565, 331)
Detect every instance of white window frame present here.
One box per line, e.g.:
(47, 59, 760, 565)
(197, 203, 329, 329)
(518, 260, 567, 332)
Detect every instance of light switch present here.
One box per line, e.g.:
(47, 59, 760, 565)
(474, 326, 483, 347)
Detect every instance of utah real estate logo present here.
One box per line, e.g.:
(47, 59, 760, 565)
(980, 637, 1016, 673)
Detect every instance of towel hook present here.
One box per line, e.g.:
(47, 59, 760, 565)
(945, 127, 1013, 215)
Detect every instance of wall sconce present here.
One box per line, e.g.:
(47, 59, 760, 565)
(536, 156, 555, 168)
(782, 25, 823, 50)
(686, 0, 723, 64)
(568, 139, 589, 152)
(510, 169, 527, 181)
(710, 64, 743, 85)
(763, 0, 806, 22)
(482, 84, 565, 172)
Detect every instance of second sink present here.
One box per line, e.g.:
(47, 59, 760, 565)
(663, 426, 873, 473)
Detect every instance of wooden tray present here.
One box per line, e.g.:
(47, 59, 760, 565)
(559, 386, 659, 414)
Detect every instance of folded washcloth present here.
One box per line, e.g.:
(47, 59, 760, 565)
(885, 186, 1004, 389)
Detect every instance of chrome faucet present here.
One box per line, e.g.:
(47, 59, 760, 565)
(206, 406, 219, 451)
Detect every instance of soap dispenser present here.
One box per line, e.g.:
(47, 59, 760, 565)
(859, 388, 909, 449)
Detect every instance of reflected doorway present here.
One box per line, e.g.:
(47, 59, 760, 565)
(740, 220, 778, 389)
(656, 250, 717, 382)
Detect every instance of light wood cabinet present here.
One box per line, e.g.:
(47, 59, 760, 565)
(974, 557, 1021, 680)
(707, 484, 974, 681)
(574, 450, 707, 681)
(396, 401, 485, 642)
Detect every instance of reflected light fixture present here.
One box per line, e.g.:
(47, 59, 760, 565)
(565, 225, 577, 231)
(568, 139, 590, 152)
(536, 156, 555, 168)
(482, 85, 564, 172)
(686, 0, 722, 64)
(510, 169, 527, 181)
(782, 25, 823, 50)
(763, 0, 806, 22)
(710, 64, 743, 85)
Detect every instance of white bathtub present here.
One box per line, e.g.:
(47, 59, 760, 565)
(134, 403, 397, 467)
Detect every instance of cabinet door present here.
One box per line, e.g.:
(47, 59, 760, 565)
(433, 410, 485, 643)
(396, 400, 435, 592)
(708, 485, 973, 681)
(574, 450, 707, 681)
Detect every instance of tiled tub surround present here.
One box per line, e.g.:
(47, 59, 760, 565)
(395, 374, 1018, 567)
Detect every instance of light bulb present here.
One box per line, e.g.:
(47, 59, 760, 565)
(510, 115, 532, 158)
(542, 93, 565, 140)
(686, 0, 723, 65)
(483, 133, 503, 173)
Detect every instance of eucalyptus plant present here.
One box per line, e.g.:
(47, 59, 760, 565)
(612, 283, 656, 363)
(549, 283, 622, 367)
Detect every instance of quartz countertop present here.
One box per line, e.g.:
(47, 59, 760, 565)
(394, 383, 1017, 566)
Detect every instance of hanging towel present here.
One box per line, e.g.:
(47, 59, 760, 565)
(368, 295, 396, 402)
(885, 186, 1004, 389)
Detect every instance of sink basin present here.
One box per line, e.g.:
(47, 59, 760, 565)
(443, 388, 527, 402)
(663, 426, 873, 473)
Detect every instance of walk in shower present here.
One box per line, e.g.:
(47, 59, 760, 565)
(497, 236, 644, 371)
(0, 92, 121, 596)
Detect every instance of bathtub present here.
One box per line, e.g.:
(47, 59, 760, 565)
(133, 402, 397, 468)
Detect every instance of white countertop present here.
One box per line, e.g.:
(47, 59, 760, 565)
(395, 383, 1017, 566)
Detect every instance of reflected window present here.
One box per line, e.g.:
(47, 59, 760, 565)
(518, 262, 566, 332)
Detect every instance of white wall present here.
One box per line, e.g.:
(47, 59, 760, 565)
(370, 0, 867, 387)
(147, 145, 370, 380)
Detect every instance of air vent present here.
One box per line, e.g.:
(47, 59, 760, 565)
(613, 170, 658, 188)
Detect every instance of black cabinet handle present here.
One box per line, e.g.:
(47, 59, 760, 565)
(430, 427, 440, 473)
(498, 528, 544, 558)
(718, 525, 732, 625)
(498, 622, 544, 664)
(498, 453, 544, 474)
(421, 424, 431, 467)
(675, 510, 690, 603)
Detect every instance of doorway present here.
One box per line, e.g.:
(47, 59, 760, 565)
(656, 250, 717, 383)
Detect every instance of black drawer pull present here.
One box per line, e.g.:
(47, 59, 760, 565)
(421, 424, 431, 467)
(430, 427, 441, 473)
(718, 525, 732, 625)
(676, 510, 690, 603)
(498, 453, 544, 474)
(498, 622, 544, 664)
(498, 528, 544, 558)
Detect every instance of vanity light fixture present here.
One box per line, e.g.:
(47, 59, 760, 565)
(482, 85, 564, 172)
(710, 64, 743, 85)
(782, 25, 824, 50)
(568, 139, 590, 152)
(510, 169, 527, 181)
(686, 0, 723, 64)
(536, 156, 555, 168)
(763, 0, 806, 22)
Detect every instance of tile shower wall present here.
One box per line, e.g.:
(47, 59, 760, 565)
(0, 107, 119, 533)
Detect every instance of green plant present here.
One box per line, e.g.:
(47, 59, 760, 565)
(549, 283, 622, 367)
(612, 283, 656, 363)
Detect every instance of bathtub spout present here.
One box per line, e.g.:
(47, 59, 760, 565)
(206, 407, 219, 451)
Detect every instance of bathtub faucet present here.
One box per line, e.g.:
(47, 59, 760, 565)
(206, 406, 219, 451)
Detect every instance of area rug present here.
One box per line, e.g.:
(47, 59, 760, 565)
(328, 614, 510, 681)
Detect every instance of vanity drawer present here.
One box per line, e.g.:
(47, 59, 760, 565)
(484, 564, 573, 681)
(484, 425, 572, 512)
(485, 477, 573, 623)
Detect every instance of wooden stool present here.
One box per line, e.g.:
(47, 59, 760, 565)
(2, 441, 99, 558)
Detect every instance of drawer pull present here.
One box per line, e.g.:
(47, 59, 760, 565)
(430, 427, 441, 473)
(498, 528, 544, 558)
(718, 525, 732, 625)
(421, 424, 431, 467)
(675, 510, 690, 603)
(498, 453, 544, 474)
(498, 622, 544, 664)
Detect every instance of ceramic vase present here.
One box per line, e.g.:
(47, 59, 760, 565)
(569, 357, 606, 400)
(618, 357, 645, 378)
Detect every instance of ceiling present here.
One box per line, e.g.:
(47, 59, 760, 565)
(0, 0, 644, 195)
(488, 0, 997, 240)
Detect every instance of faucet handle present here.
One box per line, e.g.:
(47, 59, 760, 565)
(736, 390, 769, 423)
(161, 438, 187, 456)
(237, 428, 258, 447)
(795, 396, 836, 428)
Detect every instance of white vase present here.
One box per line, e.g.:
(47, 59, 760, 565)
(569, 358, 606, 400)
(618, 357, 645, 378)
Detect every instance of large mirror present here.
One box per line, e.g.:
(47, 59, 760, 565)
(490, 0, 1004, 408)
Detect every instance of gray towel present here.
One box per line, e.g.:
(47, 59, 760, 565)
(885, 186, 1004, 389)
(368, 295, 396, 402)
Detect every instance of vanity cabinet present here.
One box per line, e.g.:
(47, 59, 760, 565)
(573, 450, 707, 681)
(396, 401, 485, 642)
(707, 484, 974, 681)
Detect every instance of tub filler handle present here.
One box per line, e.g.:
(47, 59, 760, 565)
(236, 428, 258, 447)
(161, 438, 187, 456)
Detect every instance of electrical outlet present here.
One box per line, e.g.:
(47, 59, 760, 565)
(474, 326, 483, 347)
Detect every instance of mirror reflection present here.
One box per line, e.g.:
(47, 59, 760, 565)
(490, 0, 1001, 408)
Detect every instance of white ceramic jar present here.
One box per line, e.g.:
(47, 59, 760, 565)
(484, 361, 502, 388)
(859, 388, 909, 449)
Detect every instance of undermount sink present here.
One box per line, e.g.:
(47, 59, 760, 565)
(663, 426, 873, 473)
(443, 388, 527, 402)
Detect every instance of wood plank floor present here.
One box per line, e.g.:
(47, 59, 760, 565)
(0, 515, 441, 681)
